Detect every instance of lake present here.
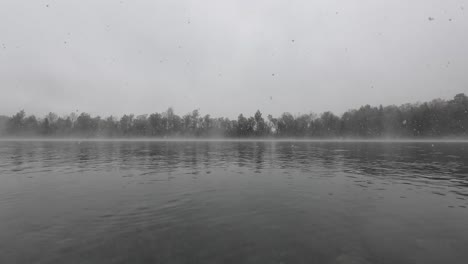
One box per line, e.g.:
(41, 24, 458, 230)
(0, 140, 468, 264)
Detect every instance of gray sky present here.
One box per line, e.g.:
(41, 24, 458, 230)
(0, 0, 467, 118)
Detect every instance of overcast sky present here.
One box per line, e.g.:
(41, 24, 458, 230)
(0, 0, 467, 118)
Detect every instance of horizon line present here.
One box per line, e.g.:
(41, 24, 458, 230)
(1, 137, 468, 143)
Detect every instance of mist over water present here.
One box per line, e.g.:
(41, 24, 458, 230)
(1, 140, 468, 264)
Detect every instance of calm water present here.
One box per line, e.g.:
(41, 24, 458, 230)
(1, 140, 468, 264)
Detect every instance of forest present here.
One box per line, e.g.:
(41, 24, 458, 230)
(0, 93, 467, 138)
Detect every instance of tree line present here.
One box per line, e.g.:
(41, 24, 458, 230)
(0, 93, 467, 138)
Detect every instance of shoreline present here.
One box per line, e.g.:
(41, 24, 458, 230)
(1, 138, 468, 143)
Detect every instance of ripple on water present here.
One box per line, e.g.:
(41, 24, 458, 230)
(1, 141, 468, 264)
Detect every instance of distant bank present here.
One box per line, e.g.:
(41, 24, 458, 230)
(1, 93, 467, 139)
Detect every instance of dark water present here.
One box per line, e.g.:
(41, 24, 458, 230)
(1, 141, 468, 264)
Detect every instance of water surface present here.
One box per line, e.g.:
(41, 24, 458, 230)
(1, 141, 468, 264)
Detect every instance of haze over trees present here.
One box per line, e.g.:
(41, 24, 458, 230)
(1, 93, 467, 138)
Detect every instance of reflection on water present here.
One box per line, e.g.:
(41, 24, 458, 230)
(0, 141, 468, 264)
